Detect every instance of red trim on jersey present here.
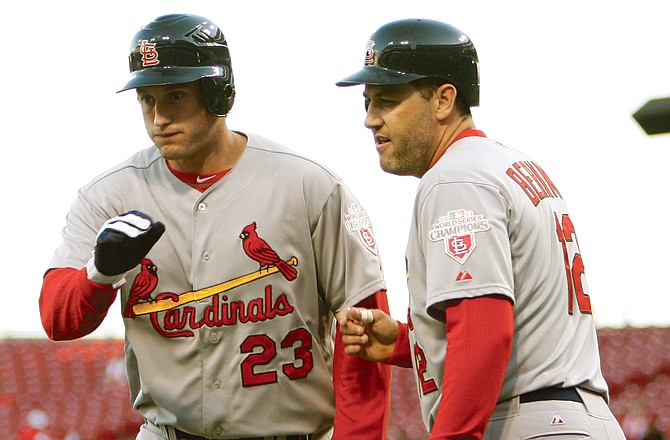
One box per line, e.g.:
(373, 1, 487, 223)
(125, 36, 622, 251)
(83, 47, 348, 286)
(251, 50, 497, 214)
(453, 129, 486, 143)
(333, 290, 392, 439)
(40, 268, 118, 340)
(384, 321, 412, 368)
(430, 295, 513, 440)
(166, 162, 230, 192)
(428, 129, 486, 171)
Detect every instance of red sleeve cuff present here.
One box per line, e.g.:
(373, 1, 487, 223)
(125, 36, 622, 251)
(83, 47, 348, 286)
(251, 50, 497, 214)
(332, 290, 392, 439)
(384, 321, 413, 368)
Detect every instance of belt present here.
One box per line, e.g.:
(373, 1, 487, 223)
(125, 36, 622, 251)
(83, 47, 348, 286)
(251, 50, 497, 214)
(519, 386, 583, 404)
(173, 428, 311, 440)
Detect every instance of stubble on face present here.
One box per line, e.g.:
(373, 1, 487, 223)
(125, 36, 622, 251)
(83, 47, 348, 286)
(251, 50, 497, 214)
(379, 105, 437, 177)
(372, 87, 438, 178)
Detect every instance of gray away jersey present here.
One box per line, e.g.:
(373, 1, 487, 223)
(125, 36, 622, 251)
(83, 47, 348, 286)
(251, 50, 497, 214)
(49, 133, 386, 438)
(404, 135, 608, 431)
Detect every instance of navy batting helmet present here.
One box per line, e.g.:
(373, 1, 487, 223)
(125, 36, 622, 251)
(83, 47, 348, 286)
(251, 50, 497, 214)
(119, 14, 235, 116)
(336, 18, 479, 107)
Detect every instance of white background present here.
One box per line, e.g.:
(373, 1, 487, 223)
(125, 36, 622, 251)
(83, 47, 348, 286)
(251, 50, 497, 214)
(2, 0, 669, 338)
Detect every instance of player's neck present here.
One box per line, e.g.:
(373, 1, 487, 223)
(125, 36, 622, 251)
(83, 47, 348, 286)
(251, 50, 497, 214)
(426, 117, 477, 173)
(168, 130, 248, 175)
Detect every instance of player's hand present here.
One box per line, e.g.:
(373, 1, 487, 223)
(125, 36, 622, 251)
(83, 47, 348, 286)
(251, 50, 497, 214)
(94, 210, 165, 276)
(336, 307, 399, 362)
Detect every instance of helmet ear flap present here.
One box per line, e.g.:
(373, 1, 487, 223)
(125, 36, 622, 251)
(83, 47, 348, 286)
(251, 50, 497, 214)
(203, 77, 236, 116)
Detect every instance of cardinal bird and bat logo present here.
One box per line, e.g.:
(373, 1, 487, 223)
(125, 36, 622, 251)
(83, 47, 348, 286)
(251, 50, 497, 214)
(239, 222, 297, 281)
(124, 222, 298, 318)
(124, 258, 159, 318)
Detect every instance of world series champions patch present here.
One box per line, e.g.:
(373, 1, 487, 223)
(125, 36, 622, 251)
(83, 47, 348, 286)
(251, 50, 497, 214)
(344, 202, 377, 255)
(429, 209, 490, 263)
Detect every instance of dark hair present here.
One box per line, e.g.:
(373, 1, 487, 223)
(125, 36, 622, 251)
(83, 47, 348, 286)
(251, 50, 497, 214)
(410, 77, 472, 117)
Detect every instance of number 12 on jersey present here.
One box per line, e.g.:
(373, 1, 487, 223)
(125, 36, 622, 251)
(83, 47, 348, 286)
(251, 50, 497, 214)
(554, 212, 592, 315)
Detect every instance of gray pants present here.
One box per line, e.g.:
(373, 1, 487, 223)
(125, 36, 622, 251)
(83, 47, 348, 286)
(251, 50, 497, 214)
(483, 388, 626, 439)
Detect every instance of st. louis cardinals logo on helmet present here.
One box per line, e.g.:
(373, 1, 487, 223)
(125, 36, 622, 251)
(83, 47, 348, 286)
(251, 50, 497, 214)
(139, 41, 160, 67)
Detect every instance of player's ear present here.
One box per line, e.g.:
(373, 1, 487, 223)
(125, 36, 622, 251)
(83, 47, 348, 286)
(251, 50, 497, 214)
(434, 83, 458, 121)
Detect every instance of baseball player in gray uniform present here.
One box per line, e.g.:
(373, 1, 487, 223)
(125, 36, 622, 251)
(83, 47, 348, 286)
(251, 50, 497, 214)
(335, 19, 626, 439)
(39, 14, 392, 440)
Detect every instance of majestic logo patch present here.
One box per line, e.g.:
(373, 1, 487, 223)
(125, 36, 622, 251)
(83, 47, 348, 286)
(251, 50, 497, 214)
(455, 271, 472, 281)
(550, 415, 566, 425)
(344, 203, 377, 255)
(429, 209, 490, 264)
(139, 40, 160, 67)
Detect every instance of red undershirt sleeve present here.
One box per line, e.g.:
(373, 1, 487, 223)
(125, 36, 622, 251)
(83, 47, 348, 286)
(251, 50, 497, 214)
(385, 321, 413, 368)
(430, 295, 514, 440)
(332, 290, 392, 439)
(39, 267, 118, 341)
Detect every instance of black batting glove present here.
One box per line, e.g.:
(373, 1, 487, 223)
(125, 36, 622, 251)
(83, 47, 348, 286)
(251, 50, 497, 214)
(93, 210, 165, 276)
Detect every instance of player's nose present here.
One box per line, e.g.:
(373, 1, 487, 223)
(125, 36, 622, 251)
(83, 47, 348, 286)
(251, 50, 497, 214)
(364, 107, 382, 131)
(152, 101, 172, 127)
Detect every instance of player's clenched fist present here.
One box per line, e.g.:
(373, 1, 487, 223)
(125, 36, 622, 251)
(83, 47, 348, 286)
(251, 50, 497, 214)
(336, 307, 399, 362)
(93, 210, 165, 276)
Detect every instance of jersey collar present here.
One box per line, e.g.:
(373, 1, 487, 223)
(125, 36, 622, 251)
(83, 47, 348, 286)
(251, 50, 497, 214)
(427, 129, 487, 172)
(166, 161, 231, 192)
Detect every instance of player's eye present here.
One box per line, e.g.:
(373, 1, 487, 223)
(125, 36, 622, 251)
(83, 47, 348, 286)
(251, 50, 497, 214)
(137, 95, 155, 106)
(364, 99, 370, 112)
(167, 90, 185, 101)
(379, 97, 395, 107)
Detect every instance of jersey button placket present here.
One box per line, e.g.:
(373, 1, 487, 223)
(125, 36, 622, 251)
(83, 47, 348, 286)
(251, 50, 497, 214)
(197, 202, 211, 261)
